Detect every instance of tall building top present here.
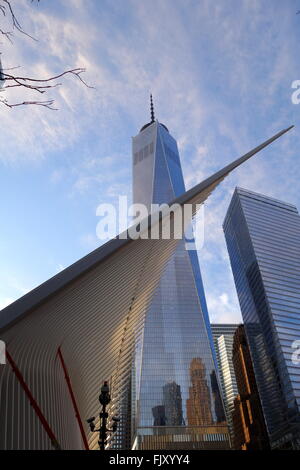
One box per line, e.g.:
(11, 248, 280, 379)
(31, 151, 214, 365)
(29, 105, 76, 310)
(224, 187, 298, 225)
(211, 324, 240, 336)
(150, 94, 155, 123)
(139, 94, 169, 133)
(223, 186, 299, 235)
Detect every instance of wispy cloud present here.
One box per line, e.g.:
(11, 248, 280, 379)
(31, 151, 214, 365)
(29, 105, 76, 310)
(0, 297, 15, 310)
(0, 274, 30, 312)
(0, 0, 299, 323)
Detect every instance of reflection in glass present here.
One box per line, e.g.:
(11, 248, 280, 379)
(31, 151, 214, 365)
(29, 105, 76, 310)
(130, 121, 229, 449)
(186, 358, 212, 426)
(163, 382, 183, 426)
(210, 370, 226, 423)
(152, 406, 166, 426)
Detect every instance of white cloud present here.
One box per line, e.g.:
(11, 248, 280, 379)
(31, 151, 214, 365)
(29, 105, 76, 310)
(0, 297, 15, 311)
(0, 0, 299, 326)
(206, 291, 242, 324)
(79, 232, 102, 251)
(56, 264, 65, 273)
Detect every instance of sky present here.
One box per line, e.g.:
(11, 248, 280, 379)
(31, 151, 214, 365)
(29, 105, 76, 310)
(0, 0, 299, 323)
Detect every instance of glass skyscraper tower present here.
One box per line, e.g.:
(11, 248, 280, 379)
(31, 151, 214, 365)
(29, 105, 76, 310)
(223, 187, 300, 449)
(131, 107, 229, 449)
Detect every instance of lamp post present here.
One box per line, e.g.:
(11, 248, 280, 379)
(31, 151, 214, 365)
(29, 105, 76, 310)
(87, 381, 120, 450)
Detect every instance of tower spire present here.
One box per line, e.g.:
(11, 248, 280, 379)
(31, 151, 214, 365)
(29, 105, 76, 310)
(150, 94, 155, 123)
(139, 94, 168, 132)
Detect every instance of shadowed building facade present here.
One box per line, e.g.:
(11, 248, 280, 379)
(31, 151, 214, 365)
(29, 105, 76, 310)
(231, 325, 269, 450)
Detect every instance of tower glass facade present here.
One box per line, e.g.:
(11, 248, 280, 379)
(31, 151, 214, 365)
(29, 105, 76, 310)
(131, 121, 229, 449)
(223, 187, 300, 449)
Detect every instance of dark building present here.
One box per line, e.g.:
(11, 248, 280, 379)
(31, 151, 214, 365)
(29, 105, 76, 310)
(210, 370, 227, 424)
(231, 325, 269, 450)
(163, 382, 183, 426)
(152, 406, 166, 426)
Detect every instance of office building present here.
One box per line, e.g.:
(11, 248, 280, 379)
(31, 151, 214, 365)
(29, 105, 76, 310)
(131, 101, 229, 449)
(223, 187, 300, 449)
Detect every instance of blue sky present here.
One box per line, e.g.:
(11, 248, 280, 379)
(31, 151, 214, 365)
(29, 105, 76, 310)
(0, 0, 299, 322)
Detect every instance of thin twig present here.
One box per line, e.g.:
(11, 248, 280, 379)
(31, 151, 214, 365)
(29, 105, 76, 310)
(0, 27, 13, 42)
(3, 68, 93, 88)
(0, 1, 93, 109)
(2, 0, 38, 41)
(1, 97, 57, 110)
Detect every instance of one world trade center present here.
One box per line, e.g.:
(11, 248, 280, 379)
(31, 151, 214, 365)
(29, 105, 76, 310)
(130, 98, 229, 449)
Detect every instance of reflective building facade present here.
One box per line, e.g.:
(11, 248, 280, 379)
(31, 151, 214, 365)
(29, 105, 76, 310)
(211, 324, 239, 439)
(223, 187, 300, 449)
(132, 119, 229, 449)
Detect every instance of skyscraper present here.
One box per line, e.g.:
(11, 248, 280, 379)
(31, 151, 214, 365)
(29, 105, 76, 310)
(223, 187, 300, 449)
(211, 324, 239, 439)
(231, 325, 269, 450)
(131, 105, 229, 449)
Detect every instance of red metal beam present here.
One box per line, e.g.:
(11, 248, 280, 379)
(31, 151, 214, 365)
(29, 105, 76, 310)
(57, 347, 90, 450)
(6, 349, 61, 450)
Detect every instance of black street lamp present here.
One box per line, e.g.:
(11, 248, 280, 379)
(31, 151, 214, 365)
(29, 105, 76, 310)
(87, 381, 120, 450)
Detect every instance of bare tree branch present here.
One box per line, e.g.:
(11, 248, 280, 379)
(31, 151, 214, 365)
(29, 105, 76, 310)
(0, 0, 93, 110)
(1, 97, 56, 109)
(1, 0, 38, 41)
(2, 64, 20, 70)
(0, 28, 13, 42)
(3, 67, 93, 88)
